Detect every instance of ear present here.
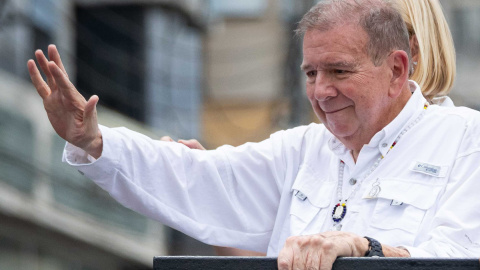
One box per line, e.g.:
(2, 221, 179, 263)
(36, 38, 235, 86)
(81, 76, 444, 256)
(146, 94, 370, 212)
(409, 34, 419, 64)
(387, 50, 409, 98)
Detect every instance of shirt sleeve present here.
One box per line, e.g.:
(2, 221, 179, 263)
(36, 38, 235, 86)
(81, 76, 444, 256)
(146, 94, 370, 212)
(62, 125, 290, 252)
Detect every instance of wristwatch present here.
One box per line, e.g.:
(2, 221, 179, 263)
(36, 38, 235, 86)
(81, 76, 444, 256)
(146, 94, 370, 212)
(364, 236, 385, 257)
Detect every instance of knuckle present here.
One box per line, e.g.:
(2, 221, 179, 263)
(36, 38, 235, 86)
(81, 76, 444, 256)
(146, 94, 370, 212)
(285, 235, 302, 246)
(311, 235, 323, 245)
(322, 239, 335, 250)
(277, 258, 291, 269)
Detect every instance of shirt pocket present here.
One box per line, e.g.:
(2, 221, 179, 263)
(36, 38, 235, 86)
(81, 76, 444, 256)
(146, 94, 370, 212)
(290, 165, 336, 236)
(364, 178, 444, 247)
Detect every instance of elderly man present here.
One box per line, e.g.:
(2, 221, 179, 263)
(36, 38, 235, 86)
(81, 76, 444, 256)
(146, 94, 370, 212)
(28, 0, 480, 269)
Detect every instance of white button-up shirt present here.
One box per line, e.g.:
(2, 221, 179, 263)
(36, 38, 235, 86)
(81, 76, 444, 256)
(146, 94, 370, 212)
(64, 81, 480, 258)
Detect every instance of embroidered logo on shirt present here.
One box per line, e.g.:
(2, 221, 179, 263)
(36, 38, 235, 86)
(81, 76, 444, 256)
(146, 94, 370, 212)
(411, 162, 442, 177)
(295, 190, 307, 201)
(390, 200, 403, 206)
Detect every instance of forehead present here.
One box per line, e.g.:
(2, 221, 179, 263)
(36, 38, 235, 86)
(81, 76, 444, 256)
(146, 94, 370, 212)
(302, 25, 370, 68)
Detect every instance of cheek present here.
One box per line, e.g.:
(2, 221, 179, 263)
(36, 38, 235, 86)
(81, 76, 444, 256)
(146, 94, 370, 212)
(306, 84, 315, 100)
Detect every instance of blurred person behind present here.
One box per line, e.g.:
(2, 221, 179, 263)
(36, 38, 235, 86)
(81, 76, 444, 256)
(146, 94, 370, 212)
(398, 0, 456, 105)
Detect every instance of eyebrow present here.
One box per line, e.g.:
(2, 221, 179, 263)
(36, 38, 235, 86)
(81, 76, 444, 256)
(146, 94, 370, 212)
(300, 63, 313, 71)
(300, 61, 358, 71)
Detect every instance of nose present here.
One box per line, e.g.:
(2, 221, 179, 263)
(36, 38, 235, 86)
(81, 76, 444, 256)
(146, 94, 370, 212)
(313, 73, 337, 101)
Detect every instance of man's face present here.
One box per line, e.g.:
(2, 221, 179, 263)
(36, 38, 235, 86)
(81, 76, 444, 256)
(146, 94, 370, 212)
(302, 25, 394, 149)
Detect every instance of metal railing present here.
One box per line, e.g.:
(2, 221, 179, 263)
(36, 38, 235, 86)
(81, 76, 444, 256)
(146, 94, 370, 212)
(153, 256, 480, 270)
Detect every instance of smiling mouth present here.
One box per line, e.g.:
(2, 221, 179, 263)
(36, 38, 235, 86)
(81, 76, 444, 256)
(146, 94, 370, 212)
(324, 107, 349, 114)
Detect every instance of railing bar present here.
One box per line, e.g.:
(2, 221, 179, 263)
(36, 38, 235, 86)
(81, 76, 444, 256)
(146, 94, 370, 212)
(153, 256, 480, 270)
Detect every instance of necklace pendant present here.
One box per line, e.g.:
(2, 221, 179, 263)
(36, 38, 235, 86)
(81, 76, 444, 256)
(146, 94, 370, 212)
(332, 203, 347, 222)
(332, 223, 342, 231)
(368, 179, 382, 198)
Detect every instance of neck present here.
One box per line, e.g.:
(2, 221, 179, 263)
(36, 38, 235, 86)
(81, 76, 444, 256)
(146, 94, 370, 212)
(352, 150, 360, 163)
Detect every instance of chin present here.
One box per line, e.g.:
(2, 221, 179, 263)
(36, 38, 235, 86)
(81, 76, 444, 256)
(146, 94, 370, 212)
(326, 125, 356, 139)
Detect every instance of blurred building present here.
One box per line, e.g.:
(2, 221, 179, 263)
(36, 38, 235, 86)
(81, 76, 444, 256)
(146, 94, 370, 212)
(0, 0, 207, 268)
(202, 0, 314, 148)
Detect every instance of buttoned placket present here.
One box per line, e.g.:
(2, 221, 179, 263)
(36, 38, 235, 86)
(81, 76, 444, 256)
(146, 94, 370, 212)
(326, 85, 427, 231)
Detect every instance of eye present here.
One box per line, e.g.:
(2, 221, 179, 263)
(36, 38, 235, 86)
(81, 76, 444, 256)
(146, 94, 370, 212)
(306, 70, 317, 78)
(333, 69, 347, 74)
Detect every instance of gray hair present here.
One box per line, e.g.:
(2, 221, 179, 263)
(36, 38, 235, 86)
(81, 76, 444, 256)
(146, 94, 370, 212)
(296, 0, 411, 67)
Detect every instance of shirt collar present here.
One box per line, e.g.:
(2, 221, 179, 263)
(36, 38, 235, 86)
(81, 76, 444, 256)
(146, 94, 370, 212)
(328, 80, 428, 159)
(376, 80, 427, 156)
(431, 95, 454, 107)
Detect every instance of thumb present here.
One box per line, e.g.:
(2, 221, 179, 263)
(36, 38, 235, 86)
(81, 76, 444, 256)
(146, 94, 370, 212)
(84, 95, 99, 123)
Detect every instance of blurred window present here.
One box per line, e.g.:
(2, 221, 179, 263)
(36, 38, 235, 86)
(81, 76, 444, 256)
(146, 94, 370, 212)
(32, 0, 57, 32)
(0, 107, 35, 193)
(0, 0, 55, 78)
(144, 7, 203, 140)
(76, 4, 203, 140)
(210, 0, 267, 19)
(75, 5, 146, 122)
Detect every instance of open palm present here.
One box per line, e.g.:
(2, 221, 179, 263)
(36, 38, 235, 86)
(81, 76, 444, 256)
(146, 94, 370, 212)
(27, 45, 102, 158)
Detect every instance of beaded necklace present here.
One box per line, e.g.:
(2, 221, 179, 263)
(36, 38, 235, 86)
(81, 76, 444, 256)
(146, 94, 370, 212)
(331, 102, 429, 231)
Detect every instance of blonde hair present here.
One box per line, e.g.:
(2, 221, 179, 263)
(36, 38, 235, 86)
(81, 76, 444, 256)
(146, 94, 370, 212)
(397, 0, 456, 100)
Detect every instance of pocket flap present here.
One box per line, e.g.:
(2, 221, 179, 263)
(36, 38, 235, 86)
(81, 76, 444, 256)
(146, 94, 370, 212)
(362, 178, 443, 209)
(292, 165, 335, 208)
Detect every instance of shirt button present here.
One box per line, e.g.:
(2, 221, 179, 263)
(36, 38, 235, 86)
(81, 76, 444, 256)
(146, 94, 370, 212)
(381, 143, 388, 148)
(349, 178, 357, 185)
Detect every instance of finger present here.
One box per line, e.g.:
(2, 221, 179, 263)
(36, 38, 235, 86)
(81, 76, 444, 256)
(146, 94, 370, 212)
(35, 49, 55, 87)
(48, 61, 82, 101)
(292, 247, 306, 270)
(305, 251, 321, 270)
(160, 136, 174, 142)
(84, 95, 102, 158)
(48, 44, 68, 77)
(278, 245, 294, 270)
(27, 59, 51, 99)
(319, 253, 336, 270)
(317, 240, 337, 270)
(85, 95, 100, 144)
(178, 139, 206, 150)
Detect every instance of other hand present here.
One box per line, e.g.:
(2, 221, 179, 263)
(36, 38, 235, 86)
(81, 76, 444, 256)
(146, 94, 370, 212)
(160, 136, 206, 150)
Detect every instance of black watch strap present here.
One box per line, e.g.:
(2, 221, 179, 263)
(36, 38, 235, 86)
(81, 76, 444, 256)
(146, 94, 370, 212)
(364, 236, 385, 257)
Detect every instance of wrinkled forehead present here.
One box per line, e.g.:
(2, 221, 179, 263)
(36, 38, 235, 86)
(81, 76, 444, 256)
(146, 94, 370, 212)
(301, 25, 372, 69)
(302, 24, 369, 55)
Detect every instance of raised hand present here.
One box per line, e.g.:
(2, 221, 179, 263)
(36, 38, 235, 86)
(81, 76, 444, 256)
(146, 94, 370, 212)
(27, 45, 103, 158)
